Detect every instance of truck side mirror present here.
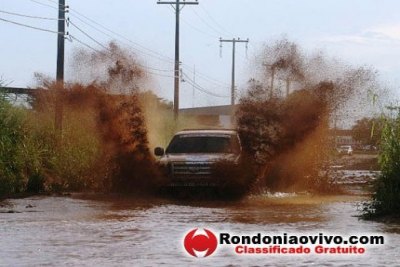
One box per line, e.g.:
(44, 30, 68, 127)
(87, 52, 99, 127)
(154, 147, 165, 156)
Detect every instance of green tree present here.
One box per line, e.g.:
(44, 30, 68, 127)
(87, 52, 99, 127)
(351, 117, 383, 146)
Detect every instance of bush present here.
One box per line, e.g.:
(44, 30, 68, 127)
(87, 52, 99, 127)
(364, 113, 400, 218)
(0, 92, 103, 196)
(0, 95, 29, 196)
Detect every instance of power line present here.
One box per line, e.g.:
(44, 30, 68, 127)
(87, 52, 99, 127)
(67, 13, 114, 39)
(27, 0, 231, 88)
(69, 2, 229, 87)
(2, 3, 174, 77)
(1, 4, 174, 79)
(68, 19, 174, 73)
(67, 1, 230, 89)
(69, 34, 100, 53)
(28, 0, 175, 64)
(28, 0, 177, 75)
(220, 37, 249, 105)
(0, 9, 63, 20)
(192, 9, 226, 37)
(162, 5, 230, 87)
(166, 4, 218, 39)
(43, 0, 65, 6)
(69, 34, 174, 78)
(183, 73, 229, 98)
(69, 20, 109, 51)
(2, 1, 176, 87)
(29, 0, 58, 10)
(0, 16, 63, 34)
(194, 70, 231, 87)
(185, 80, 229, 98)
(69, 35, 175, 79)
(69, 12, 176, 67)
(199, 5, 233, 36)
(69, 10, 176, 64)
(157, 0, 199, 119)
(181, 16, 219, 39)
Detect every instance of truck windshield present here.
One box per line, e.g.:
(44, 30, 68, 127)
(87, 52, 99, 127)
(166, 134, 240, 154)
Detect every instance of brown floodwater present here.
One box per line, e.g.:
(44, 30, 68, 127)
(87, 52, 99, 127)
(0, 191, 399, 267)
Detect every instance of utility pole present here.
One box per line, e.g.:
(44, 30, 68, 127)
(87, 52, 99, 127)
(220, 38, 249, 106)
(262, 63, 276, 99)
(157, 0, 198, 120)
(286, 78, 290, 97)
(55, 0, 66, 134)
(270, 66, 275, 98)
(192, 65, 195, 107)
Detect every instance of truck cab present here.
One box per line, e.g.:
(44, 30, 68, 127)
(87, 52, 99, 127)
(154, 129, 241, 187)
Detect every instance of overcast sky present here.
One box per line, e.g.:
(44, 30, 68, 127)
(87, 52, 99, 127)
(1, 0, 400, 108)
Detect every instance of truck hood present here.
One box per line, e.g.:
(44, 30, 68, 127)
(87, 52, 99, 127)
(159, 153, 239, 164)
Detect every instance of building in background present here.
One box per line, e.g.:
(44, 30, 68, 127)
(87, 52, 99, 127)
(180, 105, 238, 128)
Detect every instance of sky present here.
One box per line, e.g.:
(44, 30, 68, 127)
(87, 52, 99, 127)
(1, 0, 400, 108)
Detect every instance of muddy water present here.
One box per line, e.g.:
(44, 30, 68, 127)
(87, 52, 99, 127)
(0, 193, 399, 267)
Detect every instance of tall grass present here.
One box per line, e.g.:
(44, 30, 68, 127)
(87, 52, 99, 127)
(0, 95, 30, 196)
(364, 112, 400, 218)
(0, 93, 102, 197)
(30, 109, 102, 191)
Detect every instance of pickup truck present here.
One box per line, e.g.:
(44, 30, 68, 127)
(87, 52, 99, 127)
(154, 129, 242, 187)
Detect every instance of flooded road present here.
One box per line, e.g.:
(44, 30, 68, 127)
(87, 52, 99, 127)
(1, 191, 399, 267)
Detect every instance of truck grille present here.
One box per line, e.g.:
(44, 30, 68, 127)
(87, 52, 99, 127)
(171, 161, 213, 179)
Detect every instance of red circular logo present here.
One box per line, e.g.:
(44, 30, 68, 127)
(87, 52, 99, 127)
(183, 228, 218, 257)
